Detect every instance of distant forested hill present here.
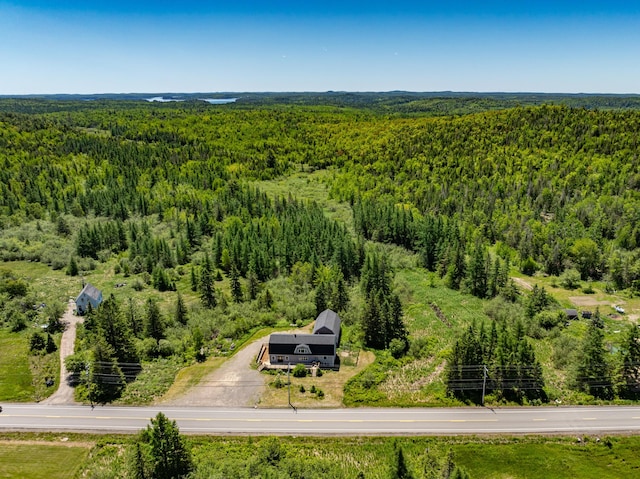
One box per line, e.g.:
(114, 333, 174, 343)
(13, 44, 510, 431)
(1, 100, 639, 288)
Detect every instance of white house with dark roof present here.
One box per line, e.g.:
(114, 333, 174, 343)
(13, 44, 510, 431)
(75, 283, 103, 315)
(264, 309, 342, 369)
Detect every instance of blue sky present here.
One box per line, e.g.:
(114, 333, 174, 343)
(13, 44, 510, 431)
(1, 1, 639, 94)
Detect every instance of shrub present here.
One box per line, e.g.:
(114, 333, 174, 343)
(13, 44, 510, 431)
(560, 269, 581, 289)
(45, 333, 57, 354)
(536, 310, 564, 330)
(389, 338, 408, 359)
(521, 256, 538, 276)
(292, 363, 307, 377)
(29, 331, 46, 353)
(582, 283, 595, 294)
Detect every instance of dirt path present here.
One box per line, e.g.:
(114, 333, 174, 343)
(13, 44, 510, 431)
(161, 339, 267, 407)
(511, 277, 533, 291)
(41, 300, 83, 405)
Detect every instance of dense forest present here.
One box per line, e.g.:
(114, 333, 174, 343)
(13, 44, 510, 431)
(1, 94, 640, 407)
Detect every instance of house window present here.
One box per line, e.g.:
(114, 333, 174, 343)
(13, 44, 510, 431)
(294, 344, 311, 355)
(301, 357, 308, 361)
(277, 356, 283, 362)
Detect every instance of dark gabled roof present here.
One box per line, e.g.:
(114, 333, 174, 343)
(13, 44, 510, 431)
(269, 333, 335, 346)
(313, 309, 341, 336)
(76, 283, 102, 302)
(564, 309, 578, 317)
(269, 333, 336, 356)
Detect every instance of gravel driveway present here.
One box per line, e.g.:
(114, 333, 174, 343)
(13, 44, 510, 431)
(161, 339, 267, 407)
(41, 300, 83, 405)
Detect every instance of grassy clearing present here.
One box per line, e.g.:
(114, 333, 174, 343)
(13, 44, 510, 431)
(2, 261, 79, 306)
(253, 170, 354, 231)
(453, 436, 640, 479)
(511, 271, 640, 321)
(10, 433, 631, 479)
(0, 330, 33, 401)
(260, 351, 375, 408)
(158, 356, 226, 403)
(0, 441, 91, 479)
(29, 350, 59, 402)
(116, 358, 184, 405)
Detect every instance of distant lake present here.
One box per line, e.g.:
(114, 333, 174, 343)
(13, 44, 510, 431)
(145, 97, 237, 104)
(146, 97, 184, 102)
(201, 98, 237, 104)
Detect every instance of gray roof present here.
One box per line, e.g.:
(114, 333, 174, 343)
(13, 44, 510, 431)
(269, 333, 336, 346)
(269, 333, 336, 356)
(313, 309, 341, 336)
(76, 283, 102, 302)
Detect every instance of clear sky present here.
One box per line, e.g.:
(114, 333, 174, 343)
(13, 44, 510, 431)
(1, 1, 639, 94)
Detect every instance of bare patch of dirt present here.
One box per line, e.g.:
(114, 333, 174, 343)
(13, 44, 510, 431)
(511, 277, 533, 291)
(413, 360, 446, 390)
(569, 297, 613, 308)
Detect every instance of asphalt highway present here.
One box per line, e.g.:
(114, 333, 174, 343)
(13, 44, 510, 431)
(2, 403, 640, 435)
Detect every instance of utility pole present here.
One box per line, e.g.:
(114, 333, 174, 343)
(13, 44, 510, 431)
(287, 363, 296, 412)
(481, 365, 488, 406)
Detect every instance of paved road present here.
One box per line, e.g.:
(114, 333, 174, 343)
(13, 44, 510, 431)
(2, 404, 640, 435)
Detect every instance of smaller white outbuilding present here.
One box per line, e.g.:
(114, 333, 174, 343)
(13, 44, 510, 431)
(75, 283, 103, 315)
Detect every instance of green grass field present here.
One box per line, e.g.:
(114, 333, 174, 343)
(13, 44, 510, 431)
(0, 330, 33, 401)
(453, 436, 640, 479)
(0, 442, 91, 479)
(2, 434, 637, 479)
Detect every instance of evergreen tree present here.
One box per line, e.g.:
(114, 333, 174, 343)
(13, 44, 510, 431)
(446, 324, 484, 403)
(467, 241, 488, 298)
(127, 298, 142, 338)
(619, 325, 640, 399)
(174, 292, 188, 326)
(525, 285, 551, 319)
(152, 266, 175, 292)
(230, 266, 243, 303)
(247, 270, 260, 300)
(130, 442, 148, 479)
(29, 332, 46, 353)
(45, 333, 57, 354)
(334, 277, 350, 313)
(445, 238, 466, 290)
(199, 255, 217, 309)
(360, 251, 408, 352)
(145, 299, 165, 342)
(575, 316, 613, 399)
(390, 443, 413, 479)
(66, 256, 79, 276)
(315, 283, 328, 316)
(88, 337, 126, 404)
(190, 265, 198, 292)
(94, 294, 138, 363)
(55, 215, 71, 236)
(143, 412, 193, 479)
